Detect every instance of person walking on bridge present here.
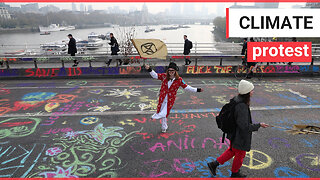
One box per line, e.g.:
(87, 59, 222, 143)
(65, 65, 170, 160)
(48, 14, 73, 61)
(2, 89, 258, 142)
(66, 34, 78, 67)
(207, 80, 269, 178)
(106, 33, 122, 66)
(145, 62, 203, 133)
(183, 35, 193, 65)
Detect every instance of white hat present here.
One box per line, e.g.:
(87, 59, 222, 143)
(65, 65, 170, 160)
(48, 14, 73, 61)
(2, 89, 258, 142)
(238, 80, 254, 95)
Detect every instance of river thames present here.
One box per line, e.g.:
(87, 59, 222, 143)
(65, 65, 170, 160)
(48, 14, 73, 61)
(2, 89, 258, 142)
(0, 24, 216, 54)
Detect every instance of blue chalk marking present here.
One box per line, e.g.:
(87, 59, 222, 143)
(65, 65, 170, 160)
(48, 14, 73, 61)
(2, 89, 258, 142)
(274, 166, 309, 178)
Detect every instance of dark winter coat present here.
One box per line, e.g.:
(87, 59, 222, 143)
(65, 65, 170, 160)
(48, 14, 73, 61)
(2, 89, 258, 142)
(227, 95, 261, 152)
(241, 41, 247, 55)
(109, 37, 119, 55)
(183, 39, 192, 55)
(68, 37, 77, 54)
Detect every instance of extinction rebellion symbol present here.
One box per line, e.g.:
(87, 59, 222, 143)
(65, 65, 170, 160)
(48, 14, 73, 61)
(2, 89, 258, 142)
(141, 43, 157, 55)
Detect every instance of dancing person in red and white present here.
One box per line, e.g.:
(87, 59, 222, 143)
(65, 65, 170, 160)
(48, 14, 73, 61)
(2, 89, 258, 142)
(145, 62, 203, 133)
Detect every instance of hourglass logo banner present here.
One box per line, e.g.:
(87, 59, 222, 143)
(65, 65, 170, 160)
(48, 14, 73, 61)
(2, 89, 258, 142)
(227, 8, 320, 38)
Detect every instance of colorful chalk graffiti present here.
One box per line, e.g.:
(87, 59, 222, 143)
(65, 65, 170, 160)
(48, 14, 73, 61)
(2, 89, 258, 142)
(0, 65, 319, 78)
(80, 116, 99, 125)
(0, 78, 319, 178)
(26, 124, 141, 178)
(88, 105, 111, 112)
(0, 143, 46, 177)
(104, 89, 141, 99)
(0, 117, 41, 139)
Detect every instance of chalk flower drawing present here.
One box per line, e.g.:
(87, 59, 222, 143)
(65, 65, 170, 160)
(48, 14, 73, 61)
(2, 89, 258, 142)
(139, 96, 157, 111)
(46, 147, 62, 156)
(39, 166, 78, 178)
(88, 105, 111, 112)
(104, 89, 141, 99)
(64, 131, 82, 140)
(29, 124, 142, 178)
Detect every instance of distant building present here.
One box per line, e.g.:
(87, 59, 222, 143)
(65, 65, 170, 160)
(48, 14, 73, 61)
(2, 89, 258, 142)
(88, 5, 93, 12)
(201, 4, 208, 17)
(292, 4, 304, 8)
(230, 2, 279, 9)
(129, 6, 137, 13)
(183, 4, 195, 17)
(305, 2, 320, 8)
(170, 3, 181, 16)
(0, 3, 10, 8)
(72, 3, 77, 12)
(217, 4, 225, 17)
(8, 7, 21, 13)
(21, 3, 39, 13)
(0, 6, 11, 19)
(254, 3, 279, 8)
(141, 3, 150, 24)
(80, 3, 85, 12)
(39, 5, 60, 14)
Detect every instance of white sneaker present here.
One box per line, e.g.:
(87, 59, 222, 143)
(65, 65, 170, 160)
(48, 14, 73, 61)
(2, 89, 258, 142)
(162, 129, 167, 133)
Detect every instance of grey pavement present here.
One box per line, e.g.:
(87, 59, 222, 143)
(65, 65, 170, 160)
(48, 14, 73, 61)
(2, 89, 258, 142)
(0, 76, 319, 178)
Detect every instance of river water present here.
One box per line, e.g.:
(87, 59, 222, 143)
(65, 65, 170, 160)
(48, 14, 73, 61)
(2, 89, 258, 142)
(0, 24, 217, 54)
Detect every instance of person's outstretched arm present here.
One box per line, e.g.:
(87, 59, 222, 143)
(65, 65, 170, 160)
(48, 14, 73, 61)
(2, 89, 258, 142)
(145, 64, 158, 79)
(180, 79, 203, 93)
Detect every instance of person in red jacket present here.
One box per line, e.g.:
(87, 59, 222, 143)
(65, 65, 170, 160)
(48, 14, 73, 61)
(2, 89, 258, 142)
(145, 62, 203, 133)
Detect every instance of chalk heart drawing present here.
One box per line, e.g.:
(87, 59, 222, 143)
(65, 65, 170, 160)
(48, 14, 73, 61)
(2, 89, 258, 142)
(0, 117, 41, 139)
(30, 124, 141, 178)
(104, 89, 141, 99)
(242, 150, 273, 170)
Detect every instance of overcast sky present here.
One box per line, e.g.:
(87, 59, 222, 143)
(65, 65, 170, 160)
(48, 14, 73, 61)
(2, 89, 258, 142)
(7, 2, 306, 15)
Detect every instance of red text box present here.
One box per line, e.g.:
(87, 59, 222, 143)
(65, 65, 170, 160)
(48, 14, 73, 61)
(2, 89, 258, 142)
(247, 42, 312, 62)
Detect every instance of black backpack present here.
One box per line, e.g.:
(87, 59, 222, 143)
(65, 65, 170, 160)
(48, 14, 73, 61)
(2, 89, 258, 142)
(216, 98, 239, 143)
(189, 41, 193, 49)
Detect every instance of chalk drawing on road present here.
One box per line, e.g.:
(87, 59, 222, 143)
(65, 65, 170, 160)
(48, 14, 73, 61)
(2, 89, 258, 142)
(39, 166, 78, 178)
(274, 166, 309, 178)
(45, 102, 60, 113)
(88, 89, 104, 94)
(32, 124, 141, 177)
(119, 119, 135, 126)
(211, 95, 228, 104)
(139, 96, 157, 111)
(22, 92, 56, 102)
(88, 105, 111, 112)
(0, 144, 46, 178)
(0, 117, 41, 139)
(104, 89, 141, 99)
(47, 94, 77, 103)
(242, 150, 272, 170)
(45, 147, 62, 156)
(296, 153, 320, 171)
(66, 80, 87, 86)
(288, 89, 307, 98)
(80, 116, 99, 125)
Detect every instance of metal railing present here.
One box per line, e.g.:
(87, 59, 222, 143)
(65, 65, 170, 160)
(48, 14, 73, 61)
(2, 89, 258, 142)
(1, 54, 319, 70)
(2, 42, 320, 56)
